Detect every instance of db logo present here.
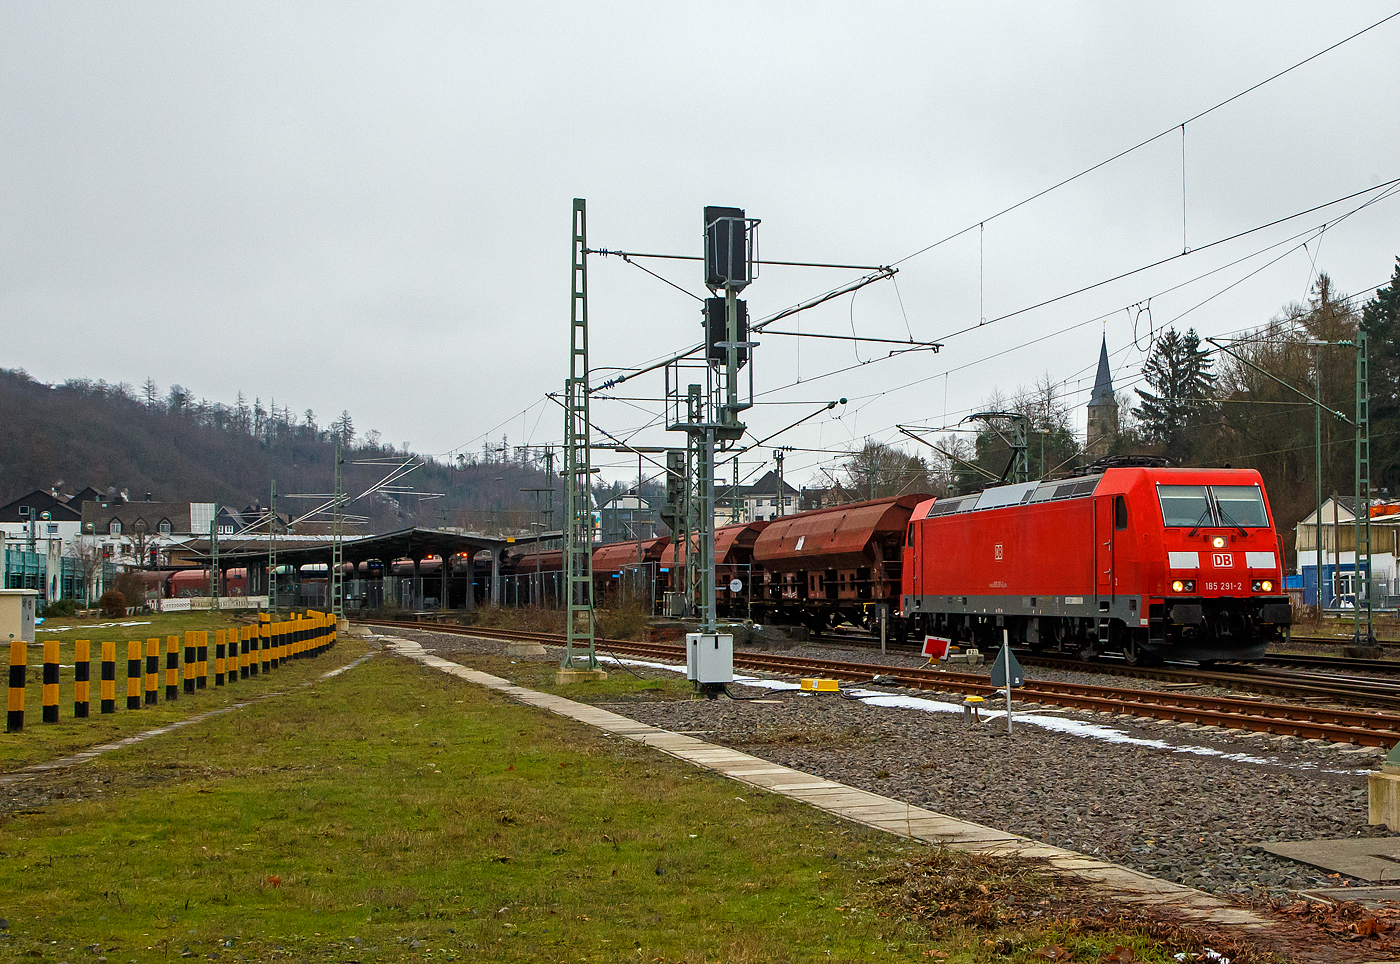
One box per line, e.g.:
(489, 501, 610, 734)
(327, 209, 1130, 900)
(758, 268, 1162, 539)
(1212, 552, 1233, 568)
(994, 543, 1004, 561)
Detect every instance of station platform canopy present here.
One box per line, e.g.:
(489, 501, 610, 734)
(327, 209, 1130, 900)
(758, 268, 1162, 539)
(184, 527, 514, 568)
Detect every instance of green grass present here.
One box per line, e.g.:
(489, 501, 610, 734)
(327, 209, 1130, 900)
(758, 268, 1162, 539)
(0, 642, 1267, 963)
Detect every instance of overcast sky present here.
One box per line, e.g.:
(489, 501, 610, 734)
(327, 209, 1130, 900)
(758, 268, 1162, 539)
(3, 2, 1398, 489)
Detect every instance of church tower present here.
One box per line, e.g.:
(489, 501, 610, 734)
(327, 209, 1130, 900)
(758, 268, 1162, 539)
(1086, 336, 1118, 459)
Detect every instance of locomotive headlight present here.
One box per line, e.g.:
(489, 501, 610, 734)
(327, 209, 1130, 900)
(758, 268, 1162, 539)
(1172, 580, 1185, 592)
(1211, 535, 1227, 549)
(1252, 579, 1274, 593)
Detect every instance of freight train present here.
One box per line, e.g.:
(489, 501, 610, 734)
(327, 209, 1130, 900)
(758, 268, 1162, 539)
(494, 464, 1290, 664)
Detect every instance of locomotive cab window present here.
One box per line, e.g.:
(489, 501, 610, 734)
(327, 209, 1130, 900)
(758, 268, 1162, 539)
(1211, 485, 1268, 528)
(1158, 486, 1210, 527)
(1113, 495, 1127, 531)
(1157, 483, 1269, 528)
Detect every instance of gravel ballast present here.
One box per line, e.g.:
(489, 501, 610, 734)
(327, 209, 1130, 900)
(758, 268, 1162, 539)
(390, 626, 1399, 904)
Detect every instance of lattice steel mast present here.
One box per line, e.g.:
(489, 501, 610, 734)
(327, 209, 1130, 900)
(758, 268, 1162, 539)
(562, 198, 597, 668)
(268, 481, 278, 611)
(331, 438, 345, 618)
(209, 506, 219, 610)
(1354, 325, 1374, 644)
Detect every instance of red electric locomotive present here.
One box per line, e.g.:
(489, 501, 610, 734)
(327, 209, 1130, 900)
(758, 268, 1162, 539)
(901, 466, 1291, 664)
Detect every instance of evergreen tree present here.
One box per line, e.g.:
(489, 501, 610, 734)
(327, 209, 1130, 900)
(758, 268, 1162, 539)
(1364, 257, 1400, 489)
(334, 410, 355, 446)
(1135, 327, 1215, 464)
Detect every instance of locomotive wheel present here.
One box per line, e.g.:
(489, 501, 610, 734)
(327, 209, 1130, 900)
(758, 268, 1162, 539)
(1121, 636, 1159, 667)
(1077, 641, 1100, 662)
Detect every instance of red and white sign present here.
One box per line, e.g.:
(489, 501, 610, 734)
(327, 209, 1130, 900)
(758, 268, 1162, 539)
(994, 543, 1004, 561)
(922, 635, 952, 660)
(1212, 553, 1233, 568)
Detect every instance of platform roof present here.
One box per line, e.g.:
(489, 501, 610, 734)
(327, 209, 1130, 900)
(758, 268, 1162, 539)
(185, 527, 510, 567)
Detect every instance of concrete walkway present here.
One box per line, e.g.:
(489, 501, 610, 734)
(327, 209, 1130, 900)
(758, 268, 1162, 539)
(379, 633, 1273, 931)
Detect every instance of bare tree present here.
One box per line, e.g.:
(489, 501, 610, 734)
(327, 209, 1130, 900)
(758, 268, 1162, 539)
(830, 441, 931, 502)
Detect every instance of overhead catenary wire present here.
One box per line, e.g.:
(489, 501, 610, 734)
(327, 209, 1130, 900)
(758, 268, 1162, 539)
(449, 17, 1400, 480)
(484, 38, 1400, 487)
(756, 179, 1400, 411)
(888, 9, 1400, 270)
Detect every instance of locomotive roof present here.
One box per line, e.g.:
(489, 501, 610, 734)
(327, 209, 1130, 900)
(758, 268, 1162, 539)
(920, 466, 1267, 520)
(923, 475, 1104, 519)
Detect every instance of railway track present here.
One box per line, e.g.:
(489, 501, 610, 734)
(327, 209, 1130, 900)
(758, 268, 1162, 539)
(817, 629, 1400, 677)
(359, 618, 1400, 748)
(762, 628, 1400, 708)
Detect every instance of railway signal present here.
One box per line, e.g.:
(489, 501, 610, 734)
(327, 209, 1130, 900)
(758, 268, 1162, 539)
(991, 631, 1025, 734)
(673, 205, 761, 696)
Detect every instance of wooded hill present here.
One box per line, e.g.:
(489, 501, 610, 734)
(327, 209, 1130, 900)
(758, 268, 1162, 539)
(0, 368, 564, 535)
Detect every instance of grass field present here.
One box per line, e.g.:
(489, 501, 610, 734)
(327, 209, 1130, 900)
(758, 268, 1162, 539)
(0, 633, 1265, 963)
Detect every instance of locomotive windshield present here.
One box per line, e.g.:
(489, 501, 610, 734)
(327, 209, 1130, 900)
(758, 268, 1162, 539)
(1157, 484, 1269, 528)
(1212, 485, 1269, 527)
(1158, 485, 1211, 527)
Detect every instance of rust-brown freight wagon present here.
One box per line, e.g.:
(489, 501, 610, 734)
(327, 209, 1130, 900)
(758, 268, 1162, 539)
(659, 521, 770, 617)
(752, 494, 929, 632)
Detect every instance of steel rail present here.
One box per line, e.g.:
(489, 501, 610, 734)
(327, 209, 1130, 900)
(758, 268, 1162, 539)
(359, 619, 1400, 747)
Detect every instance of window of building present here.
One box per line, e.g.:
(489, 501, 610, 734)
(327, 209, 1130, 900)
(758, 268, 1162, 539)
(46, 523, 58, 535)
(109, 519, 122, 536)
(159, 519, 172, 536)
(219, 524, 233, 535)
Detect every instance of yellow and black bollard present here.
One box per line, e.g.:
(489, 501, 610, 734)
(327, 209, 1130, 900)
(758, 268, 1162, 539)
(183, 632, 196, 694)
(6, 635, 23, 732)
(100, 641, 116, 714)
(231, 626, 239, 679)
(259, 614, 270, 675)
(126, 640, 141, 710)
(165, 635, 179, 700)
(43, 639, 59, 723)
(145, 638, 159, 705)
(74, 639, 90, 718)
(197, 631, 208, 689)
(214, 629, 225, 685)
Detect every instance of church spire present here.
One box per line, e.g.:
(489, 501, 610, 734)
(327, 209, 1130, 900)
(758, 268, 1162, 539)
(1086, 336, 1119, 458)
(1089, 336, 1114, 406)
